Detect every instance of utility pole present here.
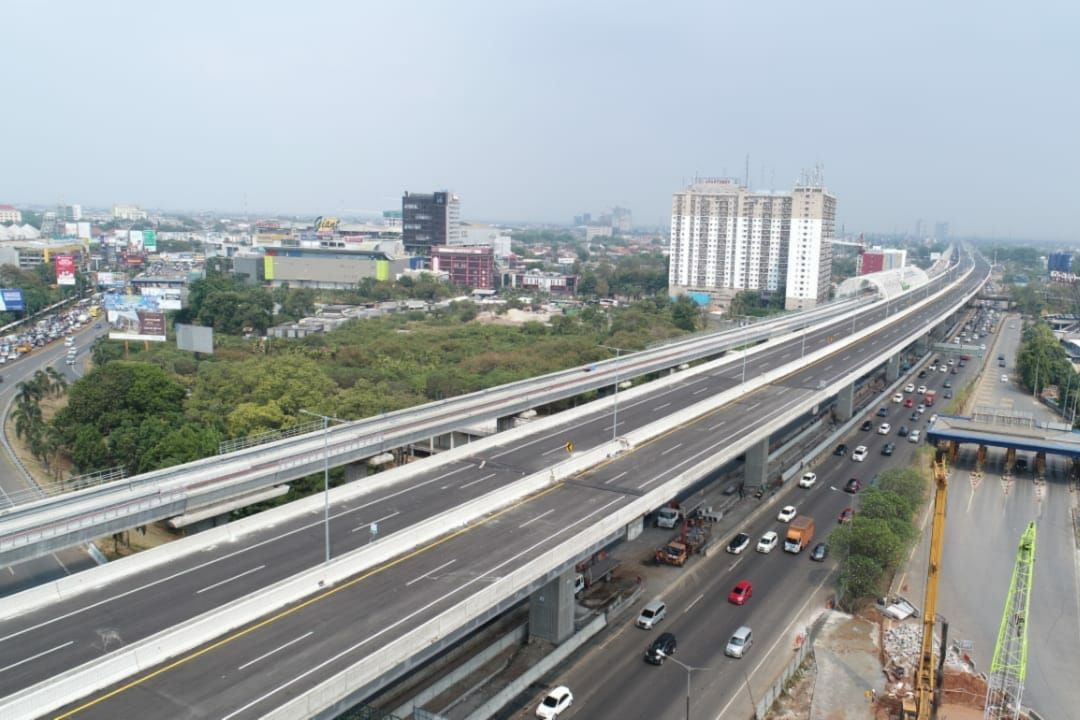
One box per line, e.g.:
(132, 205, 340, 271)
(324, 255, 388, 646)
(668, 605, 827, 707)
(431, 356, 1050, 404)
(599, 345, 629, 441)
(299, 409, 347, 564)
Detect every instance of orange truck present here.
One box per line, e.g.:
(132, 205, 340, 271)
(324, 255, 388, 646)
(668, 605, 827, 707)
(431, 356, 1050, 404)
(784, 516, 815, 553)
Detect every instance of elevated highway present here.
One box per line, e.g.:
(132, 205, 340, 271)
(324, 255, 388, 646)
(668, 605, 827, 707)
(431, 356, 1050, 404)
(0, 251, 988, 719)
(0, 295, 875, 567)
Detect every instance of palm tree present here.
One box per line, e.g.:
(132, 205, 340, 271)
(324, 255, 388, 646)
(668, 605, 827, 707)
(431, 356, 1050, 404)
(15, 379, 44, 407)
(44, 366, 67, 396)
(11, 400, 43, 441)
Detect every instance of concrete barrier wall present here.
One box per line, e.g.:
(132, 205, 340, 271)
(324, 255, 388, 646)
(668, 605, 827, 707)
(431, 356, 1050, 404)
(462, 615, 607, 720)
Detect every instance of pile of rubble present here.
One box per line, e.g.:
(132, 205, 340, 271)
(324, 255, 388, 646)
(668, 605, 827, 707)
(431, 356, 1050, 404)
(880, 619, 986, 711)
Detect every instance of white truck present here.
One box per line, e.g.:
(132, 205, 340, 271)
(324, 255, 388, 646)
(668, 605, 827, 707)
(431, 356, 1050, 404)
(655, 506, 682, 529)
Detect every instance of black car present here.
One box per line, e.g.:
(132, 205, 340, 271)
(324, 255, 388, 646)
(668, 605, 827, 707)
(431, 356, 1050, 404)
(944, 391, 953, 399)
(834, 444, 848, 457)
(844, 478, 861, 493)
(918, 370, 928, 378)
(810, 543, 828, 562)
(910, 411, 920, 422)
(1015, 457, 1028, 471)
(645, 632, 677, 664)
(726, 533, 751, 554)
(860, 420, 874, 432)
(881, 442, 895, 456)
(876, 406, 889, 417)
(897, 426, 909, 437)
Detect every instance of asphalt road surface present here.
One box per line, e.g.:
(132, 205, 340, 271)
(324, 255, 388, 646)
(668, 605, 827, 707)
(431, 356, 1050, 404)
(5, 258, 985, 718)
(518, 314, 976, 720)
(0, 322, 106, 595)
(907, 314, 1080, 719)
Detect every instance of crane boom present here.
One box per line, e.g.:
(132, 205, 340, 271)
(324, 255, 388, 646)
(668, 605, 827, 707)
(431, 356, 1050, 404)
(903, 450, 949, 720)
(983, 522, 1037, 720)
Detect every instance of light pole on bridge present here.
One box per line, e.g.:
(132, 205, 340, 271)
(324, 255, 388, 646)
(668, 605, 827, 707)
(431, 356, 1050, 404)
(299, 408, 348, 564)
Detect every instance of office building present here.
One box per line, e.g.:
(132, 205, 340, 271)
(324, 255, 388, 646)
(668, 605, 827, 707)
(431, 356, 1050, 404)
(1048, 252, 1072, 274)
(503, 269, 578, 296)
(668, 177, 835, 311)
(431, 245, 495, 289)
(858, 247, 907, 275)
(402, 190, 460, 256)
(611, 206, 633, 233)
(112, 204, 148, 221)
(64, 204, 82, 221)
(934, 221, 949, 242)
(0, 205, 22, 224)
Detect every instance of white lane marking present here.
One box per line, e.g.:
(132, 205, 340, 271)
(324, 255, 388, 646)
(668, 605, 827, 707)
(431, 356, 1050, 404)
(405, 559, 458, 587)
(459, 472, 496, 490)
(745, 402, 760, 411)
(661, 443, 683, 456)
(0, 464, 459, 646)
(219, 496, 628, 720)
(604, 471, 628, 486)
(541, 445, 566, 456)
(685, 593, 704, 613)
(237, 632, 314, 672)
(196, 565, 266, 595)
(0, 640, 75, 674)
(519, 508, 555, 528)
(692, 387, 709, 395)
(709, 421, 726, 430)
(653, 402, 672, 411)
(351, 510, 401, 534)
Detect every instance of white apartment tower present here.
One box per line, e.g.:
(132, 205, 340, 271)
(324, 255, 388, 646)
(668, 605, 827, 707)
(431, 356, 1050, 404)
(668, 177, 834, 311)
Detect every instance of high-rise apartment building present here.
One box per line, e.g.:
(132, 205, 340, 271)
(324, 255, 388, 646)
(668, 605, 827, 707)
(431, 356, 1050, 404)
(668, 178, 835, 311)
(402, 190, 460, 256)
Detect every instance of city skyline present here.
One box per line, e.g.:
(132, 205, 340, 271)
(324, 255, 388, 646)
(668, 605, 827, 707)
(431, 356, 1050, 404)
(2, 1, 1077, 240)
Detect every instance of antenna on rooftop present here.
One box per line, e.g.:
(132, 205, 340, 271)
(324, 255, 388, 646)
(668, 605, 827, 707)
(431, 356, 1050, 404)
(744, 153, 750, 189)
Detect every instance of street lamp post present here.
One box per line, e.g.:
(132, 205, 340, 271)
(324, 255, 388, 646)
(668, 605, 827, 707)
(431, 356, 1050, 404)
(657, 652, 708, 720)
(299, 409, 346, 564)
(599, 345, 629, 441)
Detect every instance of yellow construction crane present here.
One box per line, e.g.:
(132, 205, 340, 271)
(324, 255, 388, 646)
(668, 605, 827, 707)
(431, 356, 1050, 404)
(902, 449, 950, 720)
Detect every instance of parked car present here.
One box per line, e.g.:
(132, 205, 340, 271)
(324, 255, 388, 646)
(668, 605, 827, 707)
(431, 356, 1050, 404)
(728, 580, 754, 604)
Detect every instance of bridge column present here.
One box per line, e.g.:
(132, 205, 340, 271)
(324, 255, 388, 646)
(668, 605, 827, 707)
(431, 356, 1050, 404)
(497, 415, 516, 432)
(835, 384, 855, 422)
(744, 437, 769, 491)
(529, 568, 576, 644)
(915, 333, 931, 356)
(886, 354, 900, 383)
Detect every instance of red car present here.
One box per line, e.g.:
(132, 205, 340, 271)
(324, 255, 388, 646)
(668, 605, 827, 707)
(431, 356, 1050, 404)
(728, 580, 753, 605)
(838, 507, 854, 524)
(903, 398, 915, 408)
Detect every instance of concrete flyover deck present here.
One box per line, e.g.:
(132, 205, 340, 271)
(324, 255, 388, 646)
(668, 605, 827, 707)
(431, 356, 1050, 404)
(928, 412, 1080, 457)
(0, 251, 989, 720)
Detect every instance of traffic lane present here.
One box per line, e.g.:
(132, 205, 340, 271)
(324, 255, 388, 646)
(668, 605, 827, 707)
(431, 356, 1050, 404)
(553, 495, 841, 720)
(0, 311, 871, 687)
(4, 276, 980, 699)
(57, 484, 638, 719)
(0, 549, 94, 598)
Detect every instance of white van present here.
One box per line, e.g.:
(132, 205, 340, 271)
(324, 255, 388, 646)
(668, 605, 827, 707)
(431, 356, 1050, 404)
(725, 626, 753, 658)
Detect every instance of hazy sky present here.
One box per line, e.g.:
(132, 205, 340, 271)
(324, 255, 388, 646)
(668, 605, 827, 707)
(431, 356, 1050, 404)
(3, 1, 1077, 239)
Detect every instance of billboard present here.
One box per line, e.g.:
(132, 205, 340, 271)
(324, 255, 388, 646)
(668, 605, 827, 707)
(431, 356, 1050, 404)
(96, 272, 126, 289)
(128, 230, 144, 252)
(77, 222, 92, 240)
(0, 289, 25, 312)
(104, 294, 167, 342)
(143, 230, 157, 252)
(176, 324, 213, 354)
(139, 286, 183, 310)
(55, 255, 76, 286)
